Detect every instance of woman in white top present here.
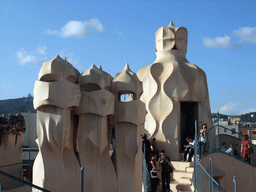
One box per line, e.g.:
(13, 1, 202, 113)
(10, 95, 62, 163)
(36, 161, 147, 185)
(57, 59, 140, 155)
(199, 123, 208, 158)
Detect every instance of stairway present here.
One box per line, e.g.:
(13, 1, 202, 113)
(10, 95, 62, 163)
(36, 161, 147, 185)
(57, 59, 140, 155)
(170, 161, 194, 192)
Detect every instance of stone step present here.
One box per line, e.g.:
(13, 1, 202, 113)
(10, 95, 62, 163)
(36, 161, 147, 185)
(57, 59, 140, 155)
(172, 170, 193, 181)
(179, 176, 192, 184)
(170, 180, 193, 192)
(185, 167, 194, 173)
(171, 161, 194, 171)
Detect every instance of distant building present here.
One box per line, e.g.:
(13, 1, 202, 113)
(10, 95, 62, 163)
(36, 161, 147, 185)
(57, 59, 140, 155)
(21, 112, 37, 148)
(214, 120, 239, 138)
(239, 126, 256, 144)
(228, 115, 241, 124)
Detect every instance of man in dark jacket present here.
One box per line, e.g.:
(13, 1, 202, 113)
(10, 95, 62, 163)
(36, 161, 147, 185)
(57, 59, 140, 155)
(159, 150, 173, 192)
(142, 134, 151, 169)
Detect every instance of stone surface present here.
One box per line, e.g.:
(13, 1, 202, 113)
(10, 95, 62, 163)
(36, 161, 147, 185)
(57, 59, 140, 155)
(33, 55, 81, 192)
(77, 64, 117, 192)
(32, 57, 143, 192)
(32, 21, 214, 191)
(0, 113, 25, 189)
(111, 63, 145, 192)
(137, 22, 213, 160)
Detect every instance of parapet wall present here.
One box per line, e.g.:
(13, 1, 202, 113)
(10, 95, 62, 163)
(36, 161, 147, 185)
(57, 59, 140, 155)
(199, 153, 256, 192)
(0, 113, 25, 189)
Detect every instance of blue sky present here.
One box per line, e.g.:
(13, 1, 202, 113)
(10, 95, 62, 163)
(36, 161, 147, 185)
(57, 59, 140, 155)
(0, 0, 255, 115)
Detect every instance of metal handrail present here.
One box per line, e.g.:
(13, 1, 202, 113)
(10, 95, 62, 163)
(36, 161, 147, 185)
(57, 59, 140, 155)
(193, 121, 254, 192)
(194, 158, 227, 192)
(0, 170, 50, 192)
(194, 122, 228, 192)
(196, 124, 255, 165)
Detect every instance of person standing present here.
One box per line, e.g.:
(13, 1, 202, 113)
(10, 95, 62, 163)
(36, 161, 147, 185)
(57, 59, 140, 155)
(150, 153, 160, 192)
(199, 123, 208, 158)
(241, 135, 250, 162)
(142, 134, 151, 169)
(151, 138, 160, 160)
(159, 150, 173, 192)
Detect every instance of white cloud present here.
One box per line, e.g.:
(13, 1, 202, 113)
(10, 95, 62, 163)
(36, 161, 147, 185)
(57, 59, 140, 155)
(17, 45, 47, 65)
(203, 27, 256, 50)
(203, 35, 238, 50)
(233, 27, 256, 44)
(219, 103, 241, 114)
(241, 108, 256, 115)
(47, 19, 105, 38)
(37, 44, 47, 54)
(212, 104, 256, 115)
(17, 49, 37, 65)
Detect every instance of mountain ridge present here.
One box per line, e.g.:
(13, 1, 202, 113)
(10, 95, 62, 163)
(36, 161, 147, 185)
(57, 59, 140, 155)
(0, 97, 255, 122)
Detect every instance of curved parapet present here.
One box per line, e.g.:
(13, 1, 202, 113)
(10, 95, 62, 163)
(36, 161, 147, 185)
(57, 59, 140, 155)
(198, 153, 256, 192)
(0, 113, 25, 189)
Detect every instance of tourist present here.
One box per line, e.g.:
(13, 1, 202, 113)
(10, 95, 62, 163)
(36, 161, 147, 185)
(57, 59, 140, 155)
(151, 138, 160, 160)
(199, 123, 208, 158)
(141, 134, 151, 169)
(241, 135, 250, 162)
(150, 153, 160, 192)
(219, 142, 226, 153)
(183, 136, 194, 162)
(159, 150, 173, 192)
(225, 144, 235, 156)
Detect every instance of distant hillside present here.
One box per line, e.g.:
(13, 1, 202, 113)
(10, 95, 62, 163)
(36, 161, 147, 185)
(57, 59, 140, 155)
(211, 113, 228, 121)
(212, 112, 256, 122)
(241, 112, 256, 122)
(0, 95, 36, 115)
(1, 96, 255, 122)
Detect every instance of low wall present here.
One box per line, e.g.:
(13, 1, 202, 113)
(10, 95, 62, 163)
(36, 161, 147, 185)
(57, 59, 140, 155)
(197, 153, 256, 192)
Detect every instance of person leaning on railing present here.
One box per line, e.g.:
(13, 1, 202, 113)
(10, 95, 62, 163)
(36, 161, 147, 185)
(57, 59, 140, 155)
(199, 123, 209, 158)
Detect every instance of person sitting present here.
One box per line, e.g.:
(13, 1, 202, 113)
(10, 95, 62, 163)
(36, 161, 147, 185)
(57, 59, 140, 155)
(219, 142, 226, 153)
(225, 144, 235, 156)
(183, 136, 194, 162)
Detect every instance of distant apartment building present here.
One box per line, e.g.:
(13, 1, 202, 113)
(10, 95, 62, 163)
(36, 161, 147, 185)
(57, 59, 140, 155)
(228, 115, 241, 124)
(214, 119, 239, 138)
(239, 126, 256, 144)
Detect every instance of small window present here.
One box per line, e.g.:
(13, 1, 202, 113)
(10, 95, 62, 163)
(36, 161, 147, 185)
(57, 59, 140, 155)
(120, 93, 134, 102)
(231, 129, 235, 134)
(224, 128, 227, 132)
